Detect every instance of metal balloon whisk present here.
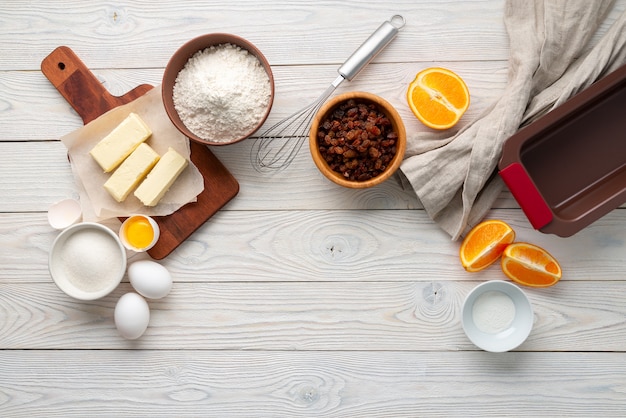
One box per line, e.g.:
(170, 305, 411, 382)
(251, 15, 405, 172)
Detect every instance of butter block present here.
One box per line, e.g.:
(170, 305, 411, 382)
(89, 112, 152, 172)
(103, 143, 160, 202)
(134, 147, 188, 206)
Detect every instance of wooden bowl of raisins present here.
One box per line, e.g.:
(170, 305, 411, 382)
(309, 92, 406, 188)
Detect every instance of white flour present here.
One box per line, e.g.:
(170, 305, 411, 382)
(173, 43, 271, 142)
(472, 290, 516, 334)
(59, 229, 122, 292)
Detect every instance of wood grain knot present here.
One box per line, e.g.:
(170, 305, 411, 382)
(422, 282, 446, 306)
(322, 236, 352, 261)
(313, 223, 378, 265)
(298, 385, 320, 404)
(168, 387, 211, 402)
(286, 378, 332, 409)
(415, 282, 454, 321)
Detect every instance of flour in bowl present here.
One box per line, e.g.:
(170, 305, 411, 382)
(472, 290, 516, 334)
(172, 43, 271, 142)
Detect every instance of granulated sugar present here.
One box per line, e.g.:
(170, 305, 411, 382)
(173, 43, 271, 142)
(59, 228, 123, 293)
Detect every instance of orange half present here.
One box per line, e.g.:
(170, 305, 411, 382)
(407, 67, 470, 130)
(459, 220, 515, 272)
(501, 242, 562, 288)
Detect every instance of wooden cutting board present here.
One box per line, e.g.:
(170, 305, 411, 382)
(41, 46, 240, 260)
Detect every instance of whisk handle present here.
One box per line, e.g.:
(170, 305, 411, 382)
(338, 15, 405, 81)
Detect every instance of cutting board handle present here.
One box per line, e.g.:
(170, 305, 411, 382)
(41, 46, 152, 124)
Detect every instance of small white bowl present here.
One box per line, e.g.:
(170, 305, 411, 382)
(462, 280, 533, 352)
(49, 222, 127, 300)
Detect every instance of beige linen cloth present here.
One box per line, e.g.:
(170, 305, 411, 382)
(399, 0, 626, 240)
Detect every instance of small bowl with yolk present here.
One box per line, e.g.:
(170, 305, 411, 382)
(119, 215, 160, 252)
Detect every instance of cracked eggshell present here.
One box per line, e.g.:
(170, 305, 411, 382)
(47, 198, 82, 230)
(128, 260, 173, 299)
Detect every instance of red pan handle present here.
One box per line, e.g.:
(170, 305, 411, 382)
(499, 162, 553, 230)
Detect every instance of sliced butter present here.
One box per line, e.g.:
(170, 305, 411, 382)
(89, 112, 152, 172)
(134, 147, 188, 207)
(103, 143, 160, 202)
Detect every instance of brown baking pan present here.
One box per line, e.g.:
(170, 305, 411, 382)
(499, 63, 626, 237)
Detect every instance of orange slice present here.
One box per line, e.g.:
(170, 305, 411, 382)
(459, 220, 515, 272)
(406, 67, 470, 130)
(501, 242, 562, 287)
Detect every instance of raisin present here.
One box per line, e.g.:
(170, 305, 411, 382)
(316, 99, 398, 182)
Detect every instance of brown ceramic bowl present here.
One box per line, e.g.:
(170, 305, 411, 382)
(162, 33, 274, 146)
(309, 92, 406, 189)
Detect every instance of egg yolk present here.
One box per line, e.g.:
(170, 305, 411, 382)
(124, 216, 155, 249)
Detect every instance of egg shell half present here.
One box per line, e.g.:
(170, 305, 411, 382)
(48, 198, 82, 230)
(114, 292, 150, 340)
(128, 260, 173, 299)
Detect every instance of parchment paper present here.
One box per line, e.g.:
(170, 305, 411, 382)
(61, 87, 205, 221)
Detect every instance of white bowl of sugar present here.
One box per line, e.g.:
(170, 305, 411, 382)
(462, 280, 534, 352)
(49, 222, 127, 300)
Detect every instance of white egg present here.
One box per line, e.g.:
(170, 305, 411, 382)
(114, 292, 150, 340)
(128, 260, 173, 299)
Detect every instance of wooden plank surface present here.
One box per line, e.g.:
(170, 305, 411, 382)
(1, 0, 626, 416)
(0, 61, 509, 141)
(1, 209, 625, 283)
(2, 279, 626, 351)
(1, 351, 625, 417)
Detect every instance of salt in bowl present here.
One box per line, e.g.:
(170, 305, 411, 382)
(462, 280, 534, 352)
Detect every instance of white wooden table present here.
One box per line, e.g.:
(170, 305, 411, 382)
(2, 1, 626, 416)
